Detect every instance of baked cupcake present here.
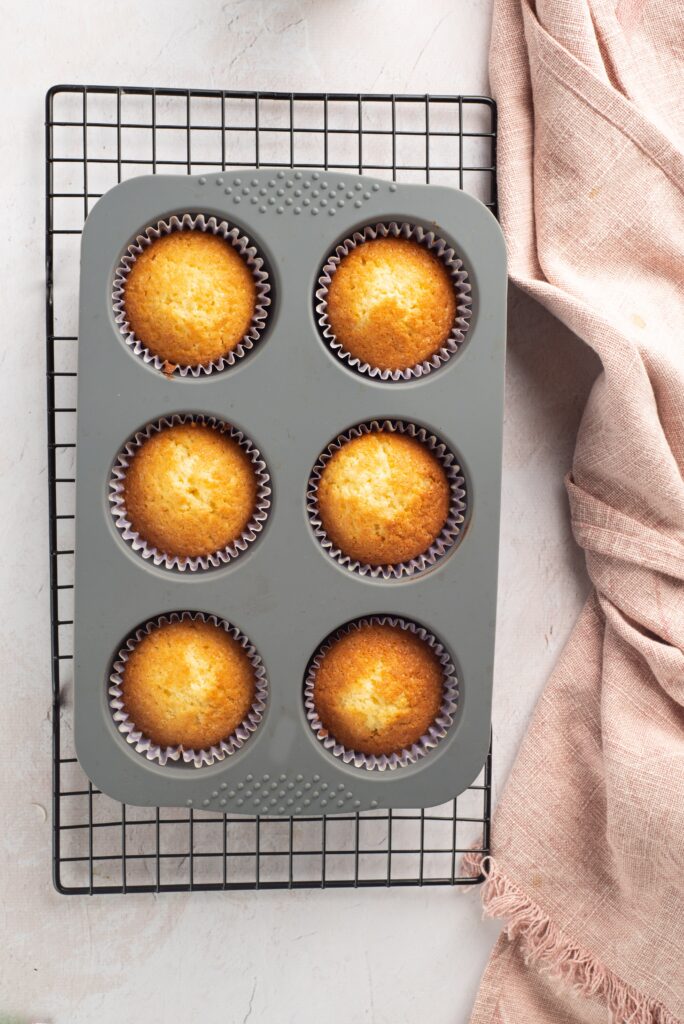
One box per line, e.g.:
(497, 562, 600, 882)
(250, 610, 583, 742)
(119, 618, 256, 750)
(325, 236, 457, 371)
(123, 230, 257, 367)
(310, 622, 445, 756)
(315, 429, 451, 566)
(121, 421, 259, 560)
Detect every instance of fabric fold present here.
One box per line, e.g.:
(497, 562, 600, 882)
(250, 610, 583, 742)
(468, 1, 684, 1022)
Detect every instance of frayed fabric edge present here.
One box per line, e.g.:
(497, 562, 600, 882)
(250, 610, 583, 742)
(462, 853, 679, 1024)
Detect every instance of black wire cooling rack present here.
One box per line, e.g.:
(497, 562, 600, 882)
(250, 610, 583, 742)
(45, 86, 496, 894)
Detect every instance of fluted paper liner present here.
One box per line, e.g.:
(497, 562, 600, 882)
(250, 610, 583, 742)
(307, 420, 466, 579)
(109, 611, 268, 768)
(304, 615, 459, 771)
(315, 222, 471, 380)
(109, 413, 271, 572)
(113, 213, 271, 376)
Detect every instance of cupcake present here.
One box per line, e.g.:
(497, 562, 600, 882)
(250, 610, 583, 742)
(315, 429, 451, 566)
(325, 235, 457, 372)
(123, 230, 257, 367)
(310, 621, 445, 757)
(121, 420, 259, 561)
(117, 617, 257, 750)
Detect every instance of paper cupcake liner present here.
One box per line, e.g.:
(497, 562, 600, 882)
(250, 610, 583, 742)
(315, 222, 472, 381)
(109, 413, 271, 572)
(112, 213, 271, 377)
(307, 419, 466, 579)
(109, 611, 268, 768)
(304, 615, 459, 772)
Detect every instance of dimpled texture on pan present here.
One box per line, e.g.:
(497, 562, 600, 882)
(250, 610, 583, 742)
(312, 623, 444, 756)
(326, 236, 456, 371)
(316, 432, 450, 566)
(123, 231, 257, 367)
(121, 619, 256, 750)
(122, 422, 258, 559)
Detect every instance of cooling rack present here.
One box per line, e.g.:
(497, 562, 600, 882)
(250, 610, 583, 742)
(46, 86, 496, 894)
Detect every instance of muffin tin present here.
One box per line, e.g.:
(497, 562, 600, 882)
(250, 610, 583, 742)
(74, 168, 506, 814)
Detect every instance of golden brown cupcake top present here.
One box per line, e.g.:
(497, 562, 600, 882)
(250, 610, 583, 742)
(121, 619, 256, 750)
(124, 231, 257, 367)
(122, 422, 258, 560)
(312, 623, 444, 756)
(325, 236, 456, 371)
(315, 431, 450, 566)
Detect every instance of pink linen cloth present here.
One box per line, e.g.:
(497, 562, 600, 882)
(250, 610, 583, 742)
(463, 2, 684, 1023)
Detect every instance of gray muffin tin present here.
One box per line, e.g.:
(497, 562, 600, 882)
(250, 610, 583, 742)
(74, 168, 507, 815)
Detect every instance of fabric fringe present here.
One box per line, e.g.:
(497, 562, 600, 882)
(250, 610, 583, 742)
(462, 853, 679, 1024)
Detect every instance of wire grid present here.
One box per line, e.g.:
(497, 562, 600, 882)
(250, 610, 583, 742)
(46, 86, 496, 895)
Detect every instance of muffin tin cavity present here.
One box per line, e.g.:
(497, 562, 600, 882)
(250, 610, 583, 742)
(315, 222, 472, 381)
(307, 420, 466, 579)
(74, 169, 506, 814)
(304, 616, 459, 771)
(109, 612, 268, 768)
(113, 213, 271, 377)
(109, 413, 272, 573)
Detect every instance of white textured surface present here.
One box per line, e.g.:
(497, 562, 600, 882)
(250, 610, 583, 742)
(1, 1, 599, 1021)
